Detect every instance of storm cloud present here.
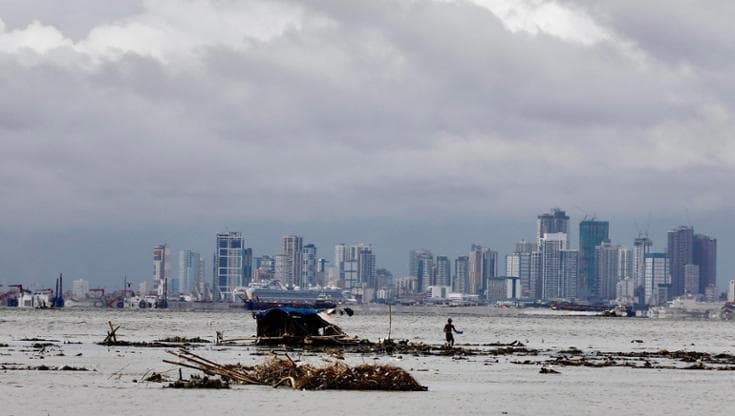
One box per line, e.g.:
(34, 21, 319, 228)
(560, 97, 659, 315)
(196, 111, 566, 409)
(0, 1, 733, 285)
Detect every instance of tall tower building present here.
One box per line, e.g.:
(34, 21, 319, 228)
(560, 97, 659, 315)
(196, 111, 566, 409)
(454, 256, 469, 294)
(281, 235, 304, 288)
(434, 256, 451, 287)
(540, 233, 567, 300)
(667, 226, 694, 297)
(153, 244, 169, 298)
(178, 250, 203, 294)
(595, 241, 620, 301)
(409, 249, 434, 292)
(632, 237, 653, 306)
(560, 249, 579, 299)
(468, 245, 484, 296)
(506, 251, 532, 299)
(302, 244, 318, 288)
(213, 232, 245, 300)
(579, 219, 609, 299)
(693, 234, 717, 294)
(644, 253, 670, 305)
(537, 208, 569, 248)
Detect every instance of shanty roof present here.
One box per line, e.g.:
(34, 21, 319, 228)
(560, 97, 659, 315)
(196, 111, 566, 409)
(254, 307, 343, 338)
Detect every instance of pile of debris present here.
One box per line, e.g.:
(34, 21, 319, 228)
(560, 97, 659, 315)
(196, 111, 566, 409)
(164, 349, 427, 391)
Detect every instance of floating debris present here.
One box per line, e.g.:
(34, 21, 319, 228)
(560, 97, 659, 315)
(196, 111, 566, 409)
(155, 336, 211, 344)
(163, 349, 427, 391)
(167, 375, 229, 389)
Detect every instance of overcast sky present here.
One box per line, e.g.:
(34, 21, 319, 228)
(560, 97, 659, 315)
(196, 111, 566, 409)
(1, 1, 733, 290)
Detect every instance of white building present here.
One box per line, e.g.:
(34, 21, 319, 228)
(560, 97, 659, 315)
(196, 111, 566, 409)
(179, 250, 203, 294)
(644, 253, 670, 306)
(72, 279, 89, 299)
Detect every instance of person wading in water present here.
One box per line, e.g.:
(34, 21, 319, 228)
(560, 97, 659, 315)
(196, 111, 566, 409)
(443, 318, 463, 347)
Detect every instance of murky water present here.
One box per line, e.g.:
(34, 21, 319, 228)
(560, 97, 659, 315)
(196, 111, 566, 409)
(1, 306, 733, 416)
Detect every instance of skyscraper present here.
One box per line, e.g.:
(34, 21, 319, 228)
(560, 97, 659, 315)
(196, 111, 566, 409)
(667, 226, 694, 297)
(693, 234, 717, 294)
(302, 244, 318, 288)
(537, 208, 569, 247)
(434, 256, 451, 287)
(644, 253, 670, 305)
(540, 233, 567, 299)
(579, 219, 609, 299)
(213, 232, 245, 300)
(153, 244, 169, 298)
(468, 245, 484, 296)
(454, 256, 469, 294)
(632, 237, 653, 305)
(409, 249, 434, 292)
(178, 250, 203, 294)
(595, 240, 619, 301)
(281, 235, 304, 287)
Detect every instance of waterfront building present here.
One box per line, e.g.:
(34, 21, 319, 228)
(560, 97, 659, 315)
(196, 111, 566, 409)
(693, 234, 717, 294)
(213, 232, 246, 300)
(540, 233, 567, 300)
(667, 226, 694, 297)
(71, 279, 89, 299)
(486, 277, 507, 303)
(317, 258, 329, 287)
(616, 277, 636, 305)
(281, 235, 304, 288)
(178, 250, 203, 294)
(357, 245, 377, 289)
(579, 219, 609, 299)
(728, 280, 735, 303)
(274, 254, 288, 282)
(506, 252, 532, 299)
(482, 249, 498, 295)
(333, 243, 376, 290)
(537, 208, 569, 248)
(454, 256, 469, 294)
(683, 264, 700, 295)
(434, 256, 451, 287)
(595, 241, 619, 301)
(302, 244, 318, 288)
(644, 253, 670, 306)
(153, 244, 170, 299)
(560, 249, 579, 299)
(409, 249, 434, 293)
(255, 255, 275, 272)
(632, 236, 653, 305)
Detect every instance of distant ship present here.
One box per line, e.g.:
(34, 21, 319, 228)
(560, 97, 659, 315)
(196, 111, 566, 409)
(240, 281, 341, 311)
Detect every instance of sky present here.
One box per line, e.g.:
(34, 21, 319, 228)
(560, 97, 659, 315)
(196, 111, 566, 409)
(0, 0, 734, 290)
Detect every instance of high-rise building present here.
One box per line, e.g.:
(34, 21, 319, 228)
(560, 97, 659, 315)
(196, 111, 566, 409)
(482, 249, 498, 295)
(579, 219, 609, 299)
(644, 253, 670, 306)
(560, 249, 579, 299)
(537, 208, 569, 248)
(632, 237, 653, 305)
(213, 232, 245, 300)
(302, 244, 318, 288)
(683, 264, 700, 295)
(434, 256, 451, 287)
(274, 254, 288, 282)
(595, 241, 619, 301)
(506, 251, 533, 299)
(153, 244, 169, 298)
(539, 233, 569, 300)
(409, 249, 434, 292)
(693, 234, 717, 294)
(454, 256, 469, 293)
(178, 250, 203, 294)
(281, 235, 304, 288)
(356, 245, 377, 289)
(468, 245, 484, 295)
(667, 226, 694, 297)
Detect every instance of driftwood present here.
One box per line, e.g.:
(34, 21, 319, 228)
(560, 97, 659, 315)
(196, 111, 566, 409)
(164, 348, 427, 391)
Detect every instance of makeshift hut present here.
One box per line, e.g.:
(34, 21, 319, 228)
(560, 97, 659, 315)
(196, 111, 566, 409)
(255, 307, 344, 338)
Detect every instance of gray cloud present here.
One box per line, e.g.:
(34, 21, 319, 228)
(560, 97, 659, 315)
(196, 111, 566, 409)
(0, 0, 733, 285)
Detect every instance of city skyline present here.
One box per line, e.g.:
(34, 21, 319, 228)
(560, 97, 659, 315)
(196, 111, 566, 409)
(1, 1, 734, 295)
